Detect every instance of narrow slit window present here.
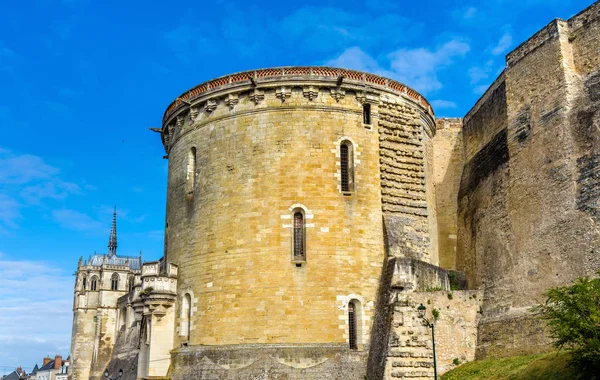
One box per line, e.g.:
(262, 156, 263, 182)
(348, 302, 357, 349)
(293, 211, 305, 261)
(186, 147, 197, 197)
(340, 141, 354, 193)
(111, 273, 119, 291)
(82, 276, 87, 290)
(363, 103, 371, 125)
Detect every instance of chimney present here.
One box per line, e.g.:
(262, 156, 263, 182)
(43, 357, 51, 367)
(54, 355, 62, 369)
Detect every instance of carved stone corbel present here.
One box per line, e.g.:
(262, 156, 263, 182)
(356, 91, 379, 104)
(330, 88, 345, 102)
(176, 116, 185, 133)
(189, 107, 199, 122)
(248, 89, 265, 105)
(303, 86, 319, 101)
(204, 99, 217, 113)
(224, 94, 239, 110)
(275, 87, 291, 103)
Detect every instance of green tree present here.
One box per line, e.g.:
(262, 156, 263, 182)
(532, 273, 600, 378)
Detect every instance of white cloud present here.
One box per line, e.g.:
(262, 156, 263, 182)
(387, 38, 471, 94)
(20, 181, 81, 205)
(463, 7, 477, 19)
(325, 47, 384, 73)
(324, 38, 470, 95)
(0, 254, 73, 370)
(491, 31, 513, 56)
(0, 150, 59, 185)
(0, 194, 21, 230)
(0, 149, 84, 230)
(431, 100, 457, 109)
(280, 6, 422, 54)
(52, 209, 103, 231)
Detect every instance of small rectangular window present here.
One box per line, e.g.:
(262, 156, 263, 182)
(363, 104, 371, 125)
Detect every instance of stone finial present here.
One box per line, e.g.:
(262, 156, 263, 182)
(275, 87, 292, 103)
(224, 94, 239, 110)
(249, 89, 265, 105)
(330, 88, 345, 102)
(204, 100, 217, 113)
(303, 86, 319, 101)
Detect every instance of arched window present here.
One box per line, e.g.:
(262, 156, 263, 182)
(293, 210, 305, 261)
(181, 293, 192, 341)
(348, 301, 358, 349)
(128, 276, 135, 292)
(186, 147, 197, 197)
(111, 273, 119, 291)
(363, 103, 371, 125)
(340, 141, 354, 193)
(90, 276, 98, 291)
(82, 275, 87, 290)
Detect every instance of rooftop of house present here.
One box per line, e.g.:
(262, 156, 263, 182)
(2, 368, 26, 380)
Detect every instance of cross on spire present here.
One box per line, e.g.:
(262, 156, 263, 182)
(108, 206, 117, 257)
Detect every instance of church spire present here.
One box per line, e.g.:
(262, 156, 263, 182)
(108, 206, 117, 257)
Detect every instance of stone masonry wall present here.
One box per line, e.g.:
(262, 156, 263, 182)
(458, 1, 600, 358)
(379, 101, 436, 263)
(166, 85, 386, 350)
(433, 118, 464, 270)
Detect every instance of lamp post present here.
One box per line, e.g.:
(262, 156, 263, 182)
(104, 369, 123, 380)
(417, 304, 437, 380)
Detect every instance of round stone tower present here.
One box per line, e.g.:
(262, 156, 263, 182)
(158, 67, 437, 379)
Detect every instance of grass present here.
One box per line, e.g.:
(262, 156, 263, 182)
(441, 350, 582, 380)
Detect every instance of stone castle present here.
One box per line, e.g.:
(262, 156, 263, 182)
(69, 2, 600, 379)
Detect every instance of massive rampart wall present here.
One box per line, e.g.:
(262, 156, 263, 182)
(458, 0, 600, 358)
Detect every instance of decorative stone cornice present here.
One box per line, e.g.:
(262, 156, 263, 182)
(163, 67, 433, 123)
(160, 67, 438, 151)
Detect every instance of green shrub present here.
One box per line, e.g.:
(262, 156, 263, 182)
(532, 272, 600, 378)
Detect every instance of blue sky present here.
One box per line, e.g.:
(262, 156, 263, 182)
(0, 0, 594, 373)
